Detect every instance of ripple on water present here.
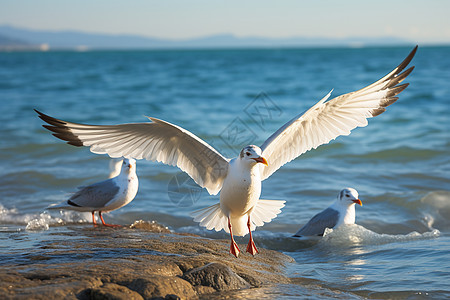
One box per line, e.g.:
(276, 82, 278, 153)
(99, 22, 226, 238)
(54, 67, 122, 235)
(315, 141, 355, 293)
(333, 146, 446, 163)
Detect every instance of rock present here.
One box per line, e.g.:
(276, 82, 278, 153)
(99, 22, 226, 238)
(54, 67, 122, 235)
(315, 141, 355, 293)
(129, 220, 171, 233)
(85, 283, 144, 300)
(163, 295, 181, 300)
(1, 221, 293, 299)
(126, 277, 196, 300)
(182, 262, 250, 291)
(236, 272, 263, 288)
(192, 285, 216, 295)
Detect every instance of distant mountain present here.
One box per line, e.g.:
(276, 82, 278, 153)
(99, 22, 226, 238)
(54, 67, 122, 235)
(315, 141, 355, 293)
(0, 24, 413, 51)
(0, 33, 30, 46)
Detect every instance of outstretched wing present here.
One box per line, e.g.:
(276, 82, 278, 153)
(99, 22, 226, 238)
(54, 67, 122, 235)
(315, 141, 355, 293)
(36, 111, 229, 195)
(260, 46, 417, 181)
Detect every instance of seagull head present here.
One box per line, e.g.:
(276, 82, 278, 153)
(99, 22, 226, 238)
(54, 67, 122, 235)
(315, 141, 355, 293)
(338, 188, 362, 206)
(239, 145, 268, 166)
(108, 158, 124, 178)
(121, 158, 136, 173)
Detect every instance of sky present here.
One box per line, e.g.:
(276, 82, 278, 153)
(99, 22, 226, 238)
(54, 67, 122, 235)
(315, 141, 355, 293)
(1, 0, 450, 44)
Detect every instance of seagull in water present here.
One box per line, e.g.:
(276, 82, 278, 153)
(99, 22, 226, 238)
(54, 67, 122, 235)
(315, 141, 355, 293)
(35, 46, 416, 257)
(293, 188, 362, 237)
(47, 158, 139, 227)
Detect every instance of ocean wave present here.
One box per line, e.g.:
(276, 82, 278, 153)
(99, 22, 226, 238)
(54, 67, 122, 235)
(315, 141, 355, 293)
(419, 190, 450, 231)
(0, 204, 90, 231)
(370, 189, 450, 232)
(177, 217, 443, 253)
(319, 224, 440, 247)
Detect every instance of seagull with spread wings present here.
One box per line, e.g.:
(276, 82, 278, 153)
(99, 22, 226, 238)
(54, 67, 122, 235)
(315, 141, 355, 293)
(36, 46, 416, 257)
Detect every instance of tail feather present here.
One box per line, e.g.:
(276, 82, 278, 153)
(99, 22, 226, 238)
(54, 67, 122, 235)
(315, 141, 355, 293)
(207, 208, 228, 232)
(192, 204, 218, 222)
(191, 199, 285, 236)
(191, 203, 228, 232)
(46, 202, 70, 210)
(250, 199, 285, 228)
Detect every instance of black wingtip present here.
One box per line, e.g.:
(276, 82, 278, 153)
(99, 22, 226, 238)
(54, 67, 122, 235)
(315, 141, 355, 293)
(67, 200, 82, 207)
(35, 109, 68, 126)
(35, 109, 84, 147)
(397, 45, 418, 73)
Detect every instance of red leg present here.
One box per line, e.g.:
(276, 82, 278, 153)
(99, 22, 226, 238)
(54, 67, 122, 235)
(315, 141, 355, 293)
(228, 217, 240, 258)
(246, 215, 259, 255)
(98, 211, 121, 227)
(91, 211, 97, 226)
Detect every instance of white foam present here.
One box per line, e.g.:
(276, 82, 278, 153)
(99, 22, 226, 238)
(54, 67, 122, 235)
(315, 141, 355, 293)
(419, 190, 450, 230)
(0, 204, 91, 231)
(25, 213, 51, 231)
(320, 224, 440, 247)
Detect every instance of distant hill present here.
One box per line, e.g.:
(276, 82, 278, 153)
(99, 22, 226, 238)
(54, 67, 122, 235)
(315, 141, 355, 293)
(0, 33, 29, 46)
(0, 24, 413, 51)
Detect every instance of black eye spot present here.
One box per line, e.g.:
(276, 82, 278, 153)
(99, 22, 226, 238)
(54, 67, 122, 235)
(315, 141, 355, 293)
(246, 152, 251, 156)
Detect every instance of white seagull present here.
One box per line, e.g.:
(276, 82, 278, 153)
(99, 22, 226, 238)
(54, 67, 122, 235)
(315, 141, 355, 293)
(36, 46, 416, 257)
(293, 188, 362, 237)
(47, 158, 139, 227)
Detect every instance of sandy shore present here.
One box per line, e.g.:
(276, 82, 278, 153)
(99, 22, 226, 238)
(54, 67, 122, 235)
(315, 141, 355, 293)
(1, 221, 294, 299)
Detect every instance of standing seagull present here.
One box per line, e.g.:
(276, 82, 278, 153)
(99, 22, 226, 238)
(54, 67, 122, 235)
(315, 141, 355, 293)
(35, 46, 416, 257)
(47, 158, 139, 227)
(293, 188, 362, 237)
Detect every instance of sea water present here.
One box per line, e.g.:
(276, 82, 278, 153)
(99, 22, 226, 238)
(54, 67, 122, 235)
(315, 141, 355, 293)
(0, 46, 449, 298)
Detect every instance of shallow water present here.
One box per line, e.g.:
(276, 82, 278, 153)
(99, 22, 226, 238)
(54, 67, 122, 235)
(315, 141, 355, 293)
(1, 46, 449, 298)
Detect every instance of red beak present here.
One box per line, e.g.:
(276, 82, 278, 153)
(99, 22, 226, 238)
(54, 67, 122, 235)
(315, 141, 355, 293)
(252, 156, 268, 166)
(352, 199, 362, 206)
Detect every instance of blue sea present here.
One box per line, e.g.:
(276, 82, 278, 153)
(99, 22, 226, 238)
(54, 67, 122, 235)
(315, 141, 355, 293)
(1, 46, 449, 299)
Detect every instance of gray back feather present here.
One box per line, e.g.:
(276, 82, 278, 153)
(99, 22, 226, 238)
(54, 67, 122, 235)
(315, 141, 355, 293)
(294, 207, 340, 237)
(68, 179, 120, 208)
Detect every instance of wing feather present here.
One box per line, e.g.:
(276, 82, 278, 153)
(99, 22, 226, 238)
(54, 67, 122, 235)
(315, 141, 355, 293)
(68, 179, 120, 209)
(36, 112, 230, 195)
(293, 207, 340, 237)
(260, 46, 417, 180)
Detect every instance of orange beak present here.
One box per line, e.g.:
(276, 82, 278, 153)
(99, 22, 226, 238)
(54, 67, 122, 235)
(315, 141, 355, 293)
(352, 199, 362, 206)
(253, 156, 268, 166)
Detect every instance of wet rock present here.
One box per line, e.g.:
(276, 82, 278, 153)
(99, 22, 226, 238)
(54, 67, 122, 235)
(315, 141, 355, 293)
(1, 221, 293, 299)
(182, 262, 250, 291)
(126, 277, 196, 299)
(236, 272, 263, 288)
(85, 283, 144, 300)
(129, 220, 171, 233)
(7, 277, 102, 300)
(192, 285, 216, 295)
(162, 295, 181, 300)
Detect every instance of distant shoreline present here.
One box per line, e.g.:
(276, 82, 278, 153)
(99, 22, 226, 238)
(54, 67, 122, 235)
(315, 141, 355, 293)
(3, 43, 448, 53)
(1, 24, 438, 53)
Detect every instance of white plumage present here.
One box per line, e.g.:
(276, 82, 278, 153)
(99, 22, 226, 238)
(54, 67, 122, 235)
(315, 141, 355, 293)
(47, 158, 139, 227)
(293, 188, 362, 237)
(36, 46, 416, 256)
(108, 158, 123, 178)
